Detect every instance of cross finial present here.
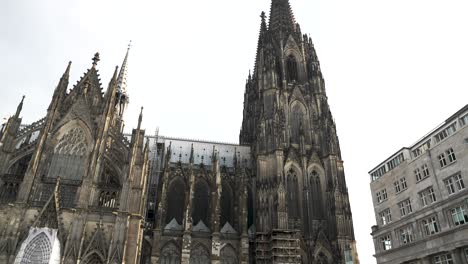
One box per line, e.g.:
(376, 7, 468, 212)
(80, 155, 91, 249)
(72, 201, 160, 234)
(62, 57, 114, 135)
(92, 52, 100, 67)
(260, 11, 266, 21)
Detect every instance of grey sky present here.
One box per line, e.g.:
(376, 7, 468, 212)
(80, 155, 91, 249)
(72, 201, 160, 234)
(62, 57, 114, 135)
(1, 0, 468, 263)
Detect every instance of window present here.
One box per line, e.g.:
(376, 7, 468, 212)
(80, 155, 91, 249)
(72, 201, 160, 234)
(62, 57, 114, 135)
(419, 187, 437, 206)
(451, 206, 468, 226)
(434, 253, 454, 264)
(376, 191, 382, 203)
(422, 216, 439, 235)
(460, 113, 468, 126)
(394, 177, 408, 194)
(379, 208, 392, 226)
(379, 234, 392, 251)
(422, 164, 430, 178)
(414, 168, 422, 182)
(286, 55, 298, 82)
(435, 123, 457, 143)
(387, 153, 405, 171)
(445, 178, 456, 195)
(439, 153, 447, 168)
(399, 225, 414, 244)
(455, 174, 465, 190)
(464, 248, 468, 262)
(416, 165, 430, 182)
(447, 148, 456, 163)
(399, 199, 413, 217)
(371, 165, 387, 181)
(394, 181, 401, 194)
(376, 188, 388, 203)
(400, 178, 407, 190)
(445, 174, 465, 195)
(412, 141, 431, 158)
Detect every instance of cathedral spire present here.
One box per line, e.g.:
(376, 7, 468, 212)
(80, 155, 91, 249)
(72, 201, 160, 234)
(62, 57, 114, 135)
(268, 0, 296, 34)
(15, 95, 25, 118)
(117, 42, 131, 96)
(137, 106, 143, 130)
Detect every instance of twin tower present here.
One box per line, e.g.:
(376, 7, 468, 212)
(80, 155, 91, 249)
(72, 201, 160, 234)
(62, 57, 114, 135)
(0, 0, 359, 263)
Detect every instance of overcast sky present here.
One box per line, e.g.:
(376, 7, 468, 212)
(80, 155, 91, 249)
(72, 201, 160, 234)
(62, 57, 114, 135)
(1, 0, 468, 263)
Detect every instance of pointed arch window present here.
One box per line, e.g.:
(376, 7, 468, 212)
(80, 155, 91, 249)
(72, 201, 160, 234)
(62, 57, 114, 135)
(290, 103, 306, 144)
(220, 245, 238, 264)
(189, 244, 210, 264)
(160, 242, 181, 264)
(48, 127, 89, 181)
(310, 170, 324, 219)
(19, 232, 52, 264)
(221, 181, 234, 227)
(286, 55, 298, 82)
(286, 168, 300, 222)
(166, 178, 186, 225)
(192, 180, 211, 227)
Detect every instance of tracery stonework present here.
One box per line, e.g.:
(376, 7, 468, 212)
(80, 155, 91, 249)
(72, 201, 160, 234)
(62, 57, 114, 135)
(0, 0, 359, 263)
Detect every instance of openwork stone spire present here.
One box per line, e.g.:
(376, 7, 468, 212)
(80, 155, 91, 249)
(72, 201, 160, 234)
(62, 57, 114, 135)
(268, 0, 296, 34)
(116, 41, 131, 95)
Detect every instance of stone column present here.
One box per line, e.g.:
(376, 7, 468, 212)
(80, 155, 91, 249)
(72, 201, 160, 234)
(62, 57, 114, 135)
(451, 248, 466, 264)
(420, 256, 432, 264)
(181, 168, 196, 264)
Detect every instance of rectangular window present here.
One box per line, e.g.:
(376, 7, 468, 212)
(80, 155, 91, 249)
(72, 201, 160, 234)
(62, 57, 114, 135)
(445, 178, 456, 195)
(376, 188, 388, 203)
(400, 177, 407, 190)
(422, 216, 439, 236)
(414, 168, 422, 181)
(428, 187, 437, 203)
(371, 165, 387, 181)
(434, 253, 454, 264)
(382, 189, 388, 200)
(394, 177, 407, 194)
(439, 153, 447, 167)
(380, 234, 392, 251)
(447, 148, 457, 163)
(379, 208, 392, 226)
(422, 164, 430, 177)
(387, 153, 405, 171)
(451, 206, 468, 226)
(460, 113, 468, 126)
(454, 174, 465, 190)
(435, 123, 457, 143)
(398, 199, 412, 217)
(420, 187, 437, 206)
(412, 141, 431, 158)
(399, 225, 414, 244)
(394, 181, 401, 193)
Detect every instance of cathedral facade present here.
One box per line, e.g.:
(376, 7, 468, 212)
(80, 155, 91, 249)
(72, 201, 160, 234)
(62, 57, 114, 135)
(0, 0, 359, 263)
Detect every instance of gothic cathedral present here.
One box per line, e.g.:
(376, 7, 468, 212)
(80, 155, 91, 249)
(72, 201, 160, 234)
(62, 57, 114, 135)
(0, 0, 359, 263)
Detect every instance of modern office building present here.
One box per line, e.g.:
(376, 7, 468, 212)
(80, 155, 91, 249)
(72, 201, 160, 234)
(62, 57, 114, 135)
(369, 104, 468, 264)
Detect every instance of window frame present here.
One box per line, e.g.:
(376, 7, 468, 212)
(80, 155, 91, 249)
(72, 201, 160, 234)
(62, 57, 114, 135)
(422, 216, 439, 236)
(379, 234, 392, 251)
(450, 206, 468, 226)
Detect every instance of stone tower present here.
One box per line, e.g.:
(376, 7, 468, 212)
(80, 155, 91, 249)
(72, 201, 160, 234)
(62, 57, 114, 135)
(239, 0, 359, 263)
(0, 50, 150, 264)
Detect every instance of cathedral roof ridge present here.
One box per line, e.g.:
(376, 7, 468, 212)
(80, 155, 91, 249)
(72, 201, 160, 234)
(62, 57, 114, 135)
(155, 135, 243, 147)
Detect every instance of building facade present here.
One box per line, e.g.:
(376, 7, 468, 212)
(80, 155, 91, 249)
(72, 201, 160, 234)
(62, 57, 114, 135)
(0, 52, 151, 264)
(369, 105, 468, 264)
(0, 0, 360, 263)
(148, 0, 359, 263)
